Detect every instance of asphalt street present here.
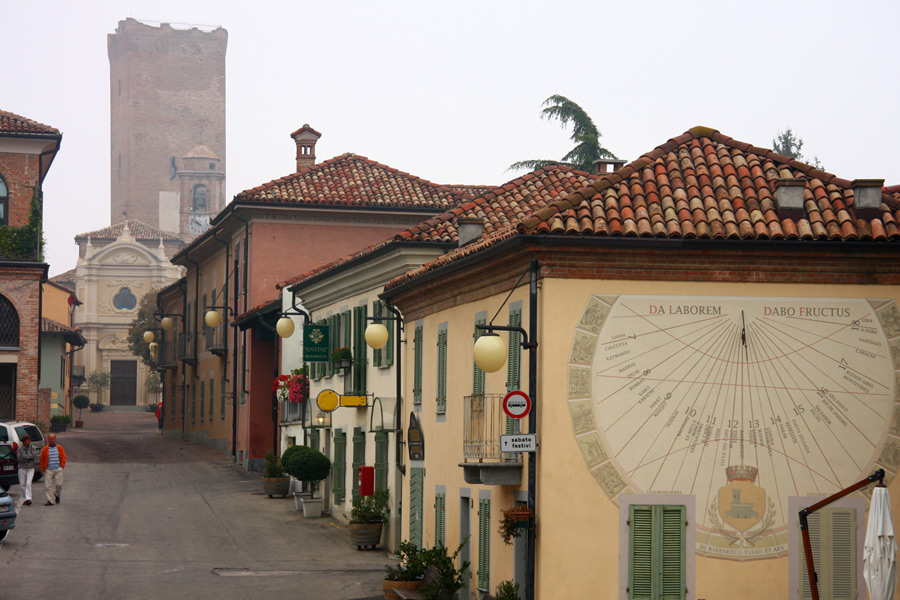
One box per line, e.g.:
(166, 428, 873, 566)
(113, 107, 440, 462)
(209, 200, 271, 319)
(0, 411, 389, 599)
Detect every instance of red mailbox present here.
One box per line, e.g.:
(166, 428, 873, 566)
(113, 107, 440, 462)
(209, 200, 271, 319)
(358, 465, 374, 496)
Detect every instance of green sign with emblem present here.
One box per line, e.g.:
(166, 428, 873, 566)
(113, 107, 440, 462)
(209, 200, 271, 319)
(303, 325, 330, 362)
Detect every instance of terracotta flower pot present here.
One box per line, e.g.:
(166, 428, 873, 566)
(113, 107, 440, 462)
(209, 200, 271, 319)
(382, 579, 421, 600)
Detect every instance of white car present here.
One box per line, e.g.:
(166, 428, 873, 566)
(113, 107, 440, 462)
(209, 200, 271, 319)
(0, 482, 15, 542)
(0, 422, 45, 483)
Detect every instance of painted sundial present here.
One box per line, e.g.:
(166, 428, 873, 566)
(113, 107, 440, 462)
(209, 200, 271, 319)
(568, 295, 900, 560)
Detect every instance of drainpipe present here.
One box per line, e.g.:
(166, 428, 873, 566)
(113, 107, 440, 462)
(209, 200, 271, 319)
(231, 212, 250, 459)
(184, 254, 201, 365)
(526, 259, 539, 600)
(179, 279, 188, 438)
(211, 228, 231, 452)
(385, 303, 404, 477)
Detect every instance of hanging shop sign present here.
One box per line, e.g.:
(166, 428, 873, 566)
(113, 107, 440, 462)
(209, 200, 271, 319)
(303, 324, 330, 362)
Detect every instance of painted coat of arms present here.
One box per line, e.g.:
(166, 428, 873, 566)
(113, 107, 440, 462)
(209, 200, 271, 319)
(709, 465, 776, 546)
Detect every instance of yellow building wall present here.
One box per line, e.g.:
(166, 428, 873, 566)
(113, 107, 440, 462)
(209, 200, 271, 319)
(42, 283, 72, 324)
(537, 277, 900, 600)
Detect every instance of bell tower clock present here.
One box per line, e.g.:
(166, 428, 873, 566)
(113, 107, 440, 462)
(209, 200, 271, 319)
(176, 145, 225, 239)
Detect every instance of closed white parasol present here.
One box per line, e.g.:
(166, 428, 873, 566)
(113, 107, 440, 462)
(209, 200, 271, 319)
(864, 486, 897, 600)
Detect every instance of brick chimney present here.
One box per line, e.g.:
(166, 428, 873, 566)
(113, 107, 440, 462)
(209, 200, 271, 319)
(775, 178, 806, 219)
(290, 124, 322, 171)
(593, 158, 626, 175)
(851, 179, 885, 220)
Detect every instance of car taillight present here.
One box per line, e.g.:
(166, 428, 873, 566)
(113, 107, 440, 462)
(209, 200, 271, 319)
(12, 442, 17, 451)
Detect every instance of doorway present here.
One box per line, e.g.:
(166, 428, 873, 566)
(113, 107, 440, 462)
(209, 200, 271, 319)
(0, 364, 15, 420)
(110, 360, 137, 406)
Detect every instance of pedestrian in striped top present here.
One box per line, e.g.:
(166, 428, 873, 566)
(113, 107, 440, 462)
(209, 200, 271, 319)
(39, 433, 66, 506)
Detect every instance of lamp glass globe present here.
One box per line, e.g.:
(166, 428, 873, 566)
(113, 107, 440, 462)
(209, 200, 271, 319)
(205, 310, 222, 328)
(365, 322, 389, 349)
(160, 316, 174, 331)
(143, 330, 155, 343)
(276, 317, 295, 338)
(473, 333, 507, 373)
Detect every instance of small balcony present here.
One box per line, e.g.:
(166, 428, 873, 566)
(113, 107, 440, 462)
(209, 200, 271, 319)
(159, 338, 177, 369)
(70, 365, 86, 388)
(205, 325, 227, 357)
(458, 393, 523, 486)
(177, 332, 196, 364)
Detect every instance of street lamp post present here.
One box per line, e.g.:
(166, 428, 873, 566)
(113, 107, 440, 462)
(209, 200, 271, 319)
(365, 306, 405, 474)
(472, 259, 538, 600)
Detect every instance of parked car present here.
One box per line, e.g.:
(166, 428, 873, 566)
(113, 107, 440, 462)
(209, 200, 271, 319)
(0, 442, 16, 492)
(0, 481, 16, 541)
(0, 422, 45, 482)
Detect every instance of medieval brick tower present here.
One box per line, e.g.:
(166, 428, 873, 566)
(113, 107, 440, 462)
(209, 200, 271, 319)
(107, 18, 227, 240)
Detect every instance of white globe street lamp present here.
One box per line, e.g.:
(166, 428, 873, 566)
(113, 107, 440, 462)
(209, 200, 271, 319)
(205, 309, 222, 328)
(275, 317, 295, 338)
(160, 316, 175, 331)
(365, 322, 389, 349)
(473, 332, 507, 373)
(143, 330, 155, 343)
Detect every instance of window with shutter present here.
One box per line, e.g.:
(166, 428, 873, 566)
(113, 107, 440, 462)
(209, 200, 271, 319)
(409, 467, 425, 548)
(352, 426, 366, 501)
(372, 300, 383, 367)
(437, 326, 447, 413)
(435, 492, 446, 547)
(799, 508, 857, 600)
(352, 305, 367, 394)
(209, 379, 214, 420)
(384, 305, 394, 367)
(374, 430, 388, 492)
(628, 504, 685, 600)
(333, 430, 346, 503)
(220, 377, 226, 419)
(473, 318, 485, 396)
(200, 381, 205, 422)
(413, 324, 423, 405)
(327, 315, 337, 377)
(309, 428, 319, 452)
(478, 498, 491, 590)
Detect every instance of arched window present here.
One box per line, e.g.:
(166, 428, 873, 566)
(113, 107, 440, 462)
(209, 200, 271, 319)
(0, 294, 19, 347)
(192, 184, 208, 211)
(113, 287, 137, 310)
(0, 174, 8, 227)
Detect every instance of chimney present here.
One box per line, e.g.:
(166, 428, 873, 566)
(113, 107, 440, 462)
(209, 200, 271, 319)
(774, 178, 806, 220)
(457, 217, 484, 247)
(290, 124, 322, 171)
(593, 158, 627, 175)
(851, 179, 885, 220)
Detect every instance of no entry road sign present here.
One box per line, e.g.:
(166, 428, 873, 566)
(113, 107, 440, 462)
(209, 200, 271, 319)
(502, 390, 531, 419)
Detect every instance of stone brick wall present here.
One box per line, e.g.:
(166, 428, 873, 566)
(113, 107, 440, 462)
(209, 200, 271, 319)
(0, 265, 45, 422)
(0, 152, 40, 227)
(108, 18, 227, 234)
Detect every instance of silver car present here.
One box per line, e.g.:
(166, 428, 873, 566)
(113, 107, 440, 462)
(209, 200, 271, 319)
(0, 484, 15, 542)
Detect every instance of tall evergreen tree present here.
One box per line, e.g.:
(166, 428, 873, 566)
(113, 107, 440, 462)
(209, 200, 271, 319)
(773, 127, 823, 169)
(509, 95, 616, 173)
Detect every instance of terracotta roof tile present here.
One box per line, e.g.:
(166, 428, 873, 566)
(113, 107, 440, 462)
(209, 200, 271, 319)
(0, 110, 59, 137)
(74, 220, 183, 242)
(234, 153, 475, 210)
(50, 268, 77, 287)
(41, 317, 76, 335)
(386, 127, 899, 291)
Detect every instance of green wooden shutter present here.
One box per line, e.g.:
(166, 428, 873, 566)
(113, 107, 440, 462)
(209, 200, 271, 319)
(478, 498, 490, 590)
(209, 378, 214, 420)
(436, 328, 447, 413)
(372, 301, 383, 367)
(352, 426, 365, 501)
(413, 325, 423, 405)
(352, 305, 367, 394)
(473, 319, 485, 396)
(374, 430, 388, 492)
(800, 508, 857, 600)
(220, 376, 226, 418)
(191, 383, 196, 422)
(384, 306, 394, 366)
(409, 467, 425, 548)
(200, 381, 205, 421)
(435, 492, 446, 547)
(332, 430, 347, 503)
(629, 505, 685, 600)
(309, 428, 320, 452)
(327, 315, 336, 377)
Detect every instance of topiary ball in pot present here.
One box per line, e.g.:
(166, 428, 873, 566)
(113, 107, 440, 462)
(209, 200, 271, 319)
(283, 445, 331, 495)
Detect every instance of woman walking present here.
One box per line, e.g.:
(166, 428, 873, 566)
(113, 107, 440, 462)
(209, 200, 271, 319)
(16, 435, 39, 506)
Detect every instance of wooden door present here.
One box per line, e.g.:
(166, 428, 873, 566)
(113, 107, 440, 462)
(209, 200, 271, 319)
(110, 360, 137, 406)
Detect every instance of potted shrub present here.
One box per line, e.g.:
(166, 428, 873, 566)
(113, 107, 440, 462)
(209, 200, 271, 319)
(348, 490, 389, 550)
(73, 395, 90, 428)
(262, 451, 290, 498)
(50, 414, 71, 433)
(331, 346, 353, 370)
(89, 402, 105, 412)
(282, 445, 331, 517)
(417, 541, 471, 600)
(498, 506, 533, 545)
(496, 580, 521, 600)
(383, 540, 427, 599)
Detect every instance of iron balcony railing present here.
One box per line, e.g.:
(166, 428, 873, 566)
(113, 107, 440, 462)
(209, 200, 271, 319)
(205, 324, 226, 355)
(177, 332, 196, 362)
(159, 337, 177, 368)
(70, 365, 86, 387)
(463, 393, 522, 463)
